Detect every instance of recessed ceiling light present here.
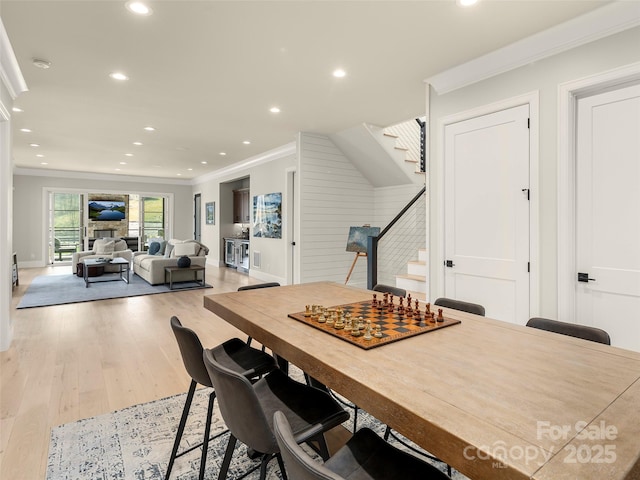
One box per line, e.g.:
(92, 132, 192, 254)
(219, 152, 226, 156)
(333, 68, 346, 78)
(29, 143, 40, 147)
(32, 58, 51, 69)
(270, 107, 281, 113)
(36, 154, 44, 158)
(457, 0, 479, 6)
(201, 161, 208, 165)
(120, 162, 127, 165)
(109, 72, 129, 81)
(243, 140, 251, 145)
(12, 107, 23, 112)
(40, 162, 48, 165)
(144, 126, 155, 131)
(20, 128, 32, 133)
(125, 1, 152, 15)
(115, 168, 121, 171)
(176, 173, 182, 176)
(124, 153, 133, 157)
(187, 168, 193, 171)
(133, 141, 143, 146)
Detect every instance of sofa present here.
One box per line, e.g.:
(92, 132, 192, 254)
(72, 238, 134, 274)
(133, 239, 209, 285)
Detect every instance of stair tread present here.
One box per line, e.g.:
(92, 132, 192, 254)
(408, 260, 426, 265)
(396, 273, 426, 282)
(383, 132, 399, 138)
(404, 158, 418, 163)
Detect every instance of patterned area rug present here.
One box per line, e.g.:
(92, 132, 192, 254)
(47, 371, 467, 479)
(17, 273, 212, 309)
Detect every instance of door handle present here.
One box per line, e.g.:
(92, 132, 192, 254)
(445, 260, 455, 268)
(577, 272, 596, 282)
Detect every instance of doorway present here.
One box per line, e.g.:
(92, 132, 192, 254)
(194, 193, 202, 242)
(559, 69, 640, 351)
(48, 192, 83, 264)
(442, 104, 531, 323)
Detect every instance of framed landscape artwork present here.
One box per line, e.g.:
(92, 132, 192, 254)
(205, 202, 215, 225)
(346, 226, 380, 253)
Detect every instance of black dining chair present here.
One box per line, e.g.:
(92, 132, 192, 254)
(372, 283, 407, 299)
(273, 411, 451, 480)
(202, 348, 350, 480)
(166, 316, 277, 480)
(526, 317, 610, 345)
(434, 297, 486, 316)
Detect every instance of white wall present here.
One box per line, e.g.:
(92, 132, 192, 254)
(193, 144, 297, 284)
(12, 173, 194, 267)
(428, 26, 640, 318)
(298, 133, 375, 287)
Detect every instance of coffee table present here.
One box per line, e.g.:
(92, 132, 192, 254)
(83, 257, 130, 287)
(164, 265, 206, 290)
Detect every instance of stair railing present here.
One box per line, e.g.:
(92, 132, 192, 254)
(367, 186, 426, 289)
(416, 118, 426, 173)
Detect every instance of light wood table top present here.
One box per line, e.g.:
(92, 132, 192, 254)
(204, 282, 640, 480)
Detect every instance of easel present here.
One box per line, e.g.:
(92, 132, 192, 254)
(345, 252, 366, 284)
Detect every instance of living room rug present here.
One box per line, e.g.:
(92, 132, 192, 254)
(46, 373, 465, 480)
(17, 272, 212, 309)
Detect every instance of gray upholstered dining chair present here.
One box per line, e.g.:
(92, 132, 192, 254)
(273, 411, 451, 480)
(526, 317, 610, 345)
(166, 316, 277, 480)
(202, 348, 350, 480)
(434, 297, 485, 316)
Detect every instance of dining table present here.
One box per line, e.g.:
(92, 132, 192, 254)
(203, 281, 640, 480)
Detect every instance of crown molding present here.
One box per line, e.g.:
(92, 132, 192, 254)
(13, 167, 192, 186)
(0, 18, 28, 99)
(426, 1, 640, 94)
(191, 142, 296, 185)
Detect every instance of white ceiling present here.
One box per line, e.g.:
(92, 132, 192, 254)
(2, 0, 611, 181)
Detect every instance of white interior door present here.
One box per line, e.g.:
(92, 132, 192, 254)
(444, 104, 530, 324)
(576, 83, 640, 351)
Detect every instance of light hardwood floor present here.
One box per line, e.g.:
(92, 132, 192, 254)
(0, 264, 264, 479)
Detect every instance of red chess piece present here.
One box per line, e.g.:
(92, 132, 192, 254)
(372, 293, 377, 308)
(437, 308, 444, 322)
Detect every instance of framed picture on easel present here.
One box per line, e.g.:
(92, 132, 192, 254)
(345, 225, 380, 283)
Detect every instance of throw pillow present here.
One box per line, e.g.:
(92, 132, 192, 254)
(96, 240, 115, 255)
(173, 242, 197, 257)
(164, 243, 174, 258)
(148, 241, 161, 255)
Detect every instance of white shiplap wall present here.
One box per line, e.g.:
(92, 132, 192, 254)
(299, 133, 375, 287)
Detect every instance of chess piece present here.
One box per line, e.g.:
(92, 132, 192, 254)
(374, 324, 383, 338)
(372, 293, 378, 308)
(318, 309, 326, 323)
(304, 305, 311, 317)
(357, 316, 365, 330)
(425, 302, 431, 315)
(383, 292, 389, 307)
(327, 309, 335, 326)
(437, 308, 444, 322)
(363, 320, 373, 340)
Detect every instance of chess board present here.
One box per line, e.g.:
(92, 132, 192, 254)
(288, 300, 461, 350)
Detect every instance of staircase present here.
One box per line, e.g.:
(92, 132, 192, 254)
(329, 121, 424, 187)
(396, 248, 427, 294)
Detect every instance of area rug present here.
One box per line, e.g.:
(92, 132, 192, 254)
(17, 273, 212, 309)
(46, 371, 466, 479)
